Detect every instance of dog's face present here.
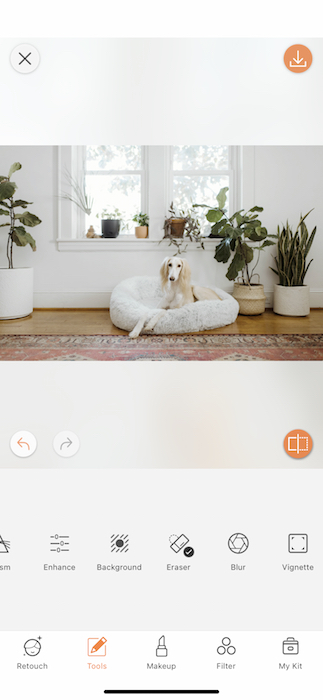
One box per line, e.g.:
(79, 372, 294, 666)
(162, 257, 185, 282)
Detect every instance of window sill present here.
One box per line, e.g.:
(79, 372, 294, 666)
(56, 238, 216, 252)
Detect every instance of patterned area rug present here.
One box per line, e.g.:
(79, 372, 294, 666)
(0, 334, 322, 360)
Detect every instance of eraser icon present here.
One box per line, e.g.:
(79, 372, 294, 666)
(156, 635, 168, 657)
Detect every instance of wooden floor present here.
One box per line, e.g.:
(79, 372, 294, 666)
(0, 308, 322, 335)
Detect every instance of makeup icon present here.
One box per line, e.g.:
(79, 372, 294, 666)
(156, 636, 168, 657)
(169, 534, 194, 557)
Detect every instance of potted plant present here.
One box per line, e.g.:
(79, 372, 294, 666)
(163, 203, 204, 255)
(133, 212, 149, 238)
(270, 211, 316, 316)
(195, 187, 276, 315)
(0, 163, 41, 320)
(97, 207, 125, 238)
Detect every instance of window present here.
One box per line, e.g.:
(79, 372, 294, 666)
(170, 145, 235, 235)
(58, 146, 239, 246)
(84, 145, 146, 234)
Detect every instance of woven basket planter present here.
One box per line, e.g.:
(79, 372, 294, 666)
(232, 282, 266, 315)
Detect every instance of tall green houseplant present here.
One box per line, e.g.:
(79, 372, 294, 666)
(0, 162, 41, 268)
(270, 211, 316, 286)
(195, 187, 276, 284)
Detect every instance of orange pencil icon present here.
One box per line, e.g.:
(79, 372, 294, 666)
(90, 637, 107, 654)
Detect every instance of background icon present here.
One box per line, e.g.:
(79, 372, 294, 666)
(10, 44, 40, 74)
(284, 45, 312, 73)
(24, 638, 42, 656)
(228, 533, 249, 554)
(0, 535, 10, 553)
(10, 431, 37, 457)
(50, 534, 70, 553)
(284, 430, 313, 459)
(53, 431, 80, 457)
(217, 637, 236, 655)
(288, 534, 308, 553)
(282, 637, 299, 655)
(88, 636, 107, 657)
(111, 534, 129, 553)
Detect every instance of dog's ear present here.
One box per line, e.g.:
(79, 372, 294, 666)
(179, 258, 191, 288)
(160, 257, 170, 286)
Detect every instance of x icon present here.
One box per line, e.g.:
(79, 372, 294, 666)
(18, 52, 32, 65)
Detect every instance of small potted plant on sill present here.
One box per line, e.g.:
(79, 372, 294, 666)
(97, 208, 125, 238)
(270, 211, 316, 316)
(133, 212, 149, 238)
(195, 187, 276, 315)
(163, 203, 204, 255)
(0, 163, 41, 320)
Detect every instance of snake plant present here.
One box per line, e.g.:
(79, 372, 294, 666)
(270, 211, 316, 286)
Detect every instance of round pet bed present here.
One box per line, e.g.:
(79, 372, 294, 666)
(110, 276, 239, 334)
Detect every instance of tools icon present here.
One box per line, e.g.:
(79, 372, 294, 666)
(10, 431, 37, 457)
(228, 533, 249, 554)
(24, 638, 42, 656)
(284, 430, 313, 459)
(169, 534, 194, 557)
(111, 535, 129, 553)
(88, 636, 107, 657)
(0, 535, 10, 553)
(50, 534, 70, 553)
(156, 636, 168, 657)
(288, 534, 308, 554)
(217, 637, 236, 655)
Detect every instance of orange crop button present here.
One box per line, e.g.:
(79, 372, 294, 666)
(284, 45, 312, 73)
(284, 429, 313, 459)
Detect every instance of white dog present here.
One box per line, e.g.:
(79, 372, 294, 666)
(129, 257, 221, 338)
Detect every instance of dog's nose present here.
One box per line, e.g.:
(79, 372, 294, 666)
(169, 276, 175, 281)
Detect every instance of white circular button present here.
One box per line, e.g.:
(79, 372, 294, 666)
(10, 44, 40, 74)
(10, 431, 37, 457)
(53, 431, 80, 458)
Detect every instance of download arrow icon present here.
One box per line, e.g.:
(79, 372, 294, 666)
(292, 50, 304, 64)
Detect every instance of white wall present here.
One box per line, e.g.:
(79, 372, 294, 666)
(0, 145, 322, 307)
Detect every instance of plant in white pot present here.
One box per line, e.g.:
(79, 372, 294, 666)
(270, 211, 316, 316)
(195, 187, 276, 315)
(0, 163, 41, 320)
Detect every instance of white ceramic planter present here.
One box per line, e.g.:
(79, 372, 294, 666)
(0, 268, 34, 320)
(273, 284, 310, 316)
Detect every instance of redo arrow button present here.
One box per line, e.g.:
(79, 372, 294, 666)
(53, 431, 80, 458)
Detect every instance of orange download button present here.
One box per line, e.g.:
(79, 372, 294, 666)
(284, 429, 313, 459)
(284, 45, 312, 73)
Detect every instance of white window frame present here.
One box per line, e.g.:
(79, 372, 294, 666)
(57, 146, 241, 250)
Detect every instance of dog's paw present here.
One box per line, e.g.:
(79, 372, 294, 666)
(129, 329, 139, 339)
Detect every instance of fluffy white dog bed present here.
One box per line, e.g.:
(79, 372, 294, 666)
(110, 276, 239, 334)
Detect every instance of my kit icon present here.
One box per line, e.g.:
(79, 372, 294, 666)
(282, 637, 299, 655)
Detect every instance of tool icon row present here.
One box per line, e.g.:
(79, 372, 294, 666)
(0, 532, 310, 555)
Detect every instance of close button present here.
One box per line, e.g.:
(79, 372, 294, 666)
(10, 44, 40, 74)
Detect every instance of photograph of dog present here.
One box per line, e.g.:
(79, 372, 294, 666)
(129, 257, 221, 338)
